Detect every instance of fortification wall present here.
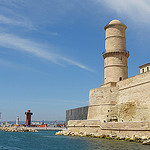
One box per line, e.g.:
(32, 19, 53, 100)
(67, 120, 150, 137)
(66, 106, 88, 125)
(64, 19, 150, 139)
(87, 87, 118, 121)
(117, 71, 150, 122)
(87, 71, 150, 122)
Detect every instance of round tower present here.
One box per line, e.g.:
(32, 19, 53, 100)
(16, 116, 19, 125)
(25, 110, 33, 126)
(103, 20, 129, 84)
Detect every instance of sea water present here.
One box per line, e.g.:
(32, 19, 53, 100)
(0, 130, 149, 150)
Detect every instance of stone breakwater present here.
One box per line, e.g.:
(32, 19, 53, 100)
(56, 130, 150, 145)
(0, 127, 38, 132)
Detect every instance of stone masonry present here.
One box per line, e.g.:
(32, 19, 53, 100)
(66, 19, 150, 139)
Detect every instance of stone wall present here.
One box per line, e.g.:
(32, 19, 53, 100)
(87, 71, 150, 122)
(117, 71, 150, 122)
(67, 120, 150, 137)
(66, 106, 88, 125)
(87, 87, 118, 121)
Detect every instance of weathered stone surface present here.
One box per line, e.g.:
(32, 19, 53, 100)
(87, 71, 150, 122)
(141, 136, 148, 140)
(142, 139, 150, 145)
(56, 129, 150, 143)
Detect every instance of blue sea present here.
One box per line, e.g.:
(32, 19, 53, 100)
(0, 130, 149, 150)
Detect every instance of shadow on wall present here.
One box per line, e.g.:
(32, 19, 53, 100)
(66, 106, 89, 125)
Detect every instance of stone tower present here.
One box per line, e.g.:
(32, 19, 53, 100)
(103, 20, 129, 84)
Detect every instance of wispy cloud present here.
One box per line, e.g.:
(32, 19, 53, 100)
(49, 32, 59, 36)
(0, 58, 16, 68)
(95, 0, 150, 24)
(0, 33, 93, 72)
(0, 14, 34, 29)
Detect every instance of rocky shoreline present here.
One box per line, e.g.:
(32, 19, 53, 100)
(56, 130, 150, 145)
(0, 127, 38, 132)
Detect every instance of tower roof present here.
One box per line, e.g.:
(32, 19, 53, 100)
(109, 19, 122, 25)
(104, 19, 127, 30)
(139, 63, 150, 68)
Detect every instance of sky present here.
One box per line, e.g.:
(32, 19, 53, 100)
(0, 0, 150, 121)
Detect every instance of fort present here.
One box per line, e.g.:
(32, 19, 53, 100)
(63, 19, 150, 140)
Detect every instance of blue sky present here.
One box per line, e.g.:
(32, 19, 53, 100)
(0, 0, 149, 121)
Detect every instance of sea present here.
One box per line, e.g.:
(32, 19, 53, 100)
(0, 130, 149, 150)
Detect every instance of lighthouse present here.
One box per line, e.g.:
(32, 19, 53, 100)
(103, 20, 129, 84)
(16, 116, 19, 125)
(25, 110, 33, 126)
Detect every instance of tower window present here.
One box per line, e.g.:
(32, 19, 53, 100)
(147, 67, 149, 71)
(119, 77, 122, 81)
(142, 69, 144, 73)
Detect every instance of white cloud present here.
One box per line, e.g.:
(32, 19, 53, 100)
(0, 14, 34, 29)
(0, 33, 93, 72)
(95, 0, 150, 24)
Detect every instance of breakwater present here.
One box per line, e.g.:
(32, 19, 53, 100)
(56, 130, 150, 145)
(0, 126, 66, 132)
(56, 120, 150, 145)
(29, 127, 66, 131)
(0, 127, 38, 132)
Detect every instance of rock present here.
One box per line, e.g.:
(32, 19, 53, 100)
(114, 137, 120, 140)
(110, 135, 117, 138)
(130, 135, 140, 141)
(71, 133, 75, 136)
(55, 131, 60, 135)
(74, 132, 79, 136)
(82, 132, 87, 136)
(100, 134, 106, 138)
(125, 136, 130, 138)
(134, 135, 140, 140)
(79, 132, 83, 135)
(120, 136, 125, 140)
(80, 135, 84, 137)
(94, 133, 101, 137)
(90, 133, 94, 136)
(141, 136, 148, 140)
(124, 136, 131, 141)
(142, 139, 150, 145)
